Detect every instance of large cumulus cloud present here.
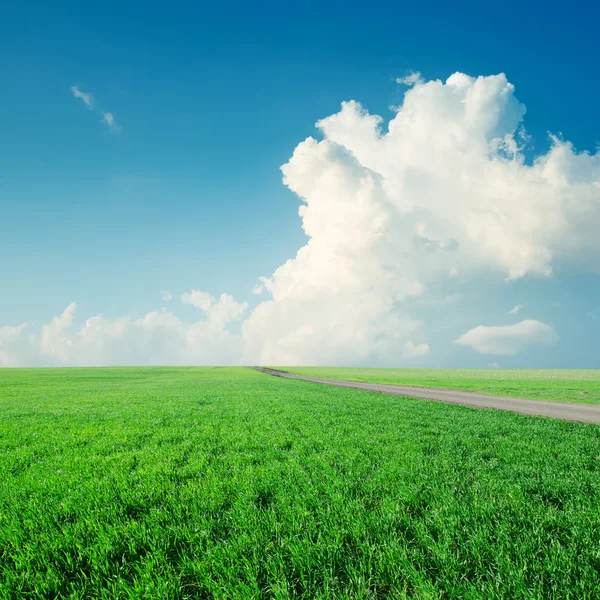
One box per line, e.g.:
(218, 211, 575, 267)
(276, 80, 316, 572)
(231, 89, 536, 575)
(243, 72, 600, 365)
(2, 72, 599, 366)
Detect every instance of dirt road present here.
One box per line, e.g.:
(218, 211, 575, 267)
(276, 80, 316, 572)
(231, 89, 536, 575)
(253, 367, 600, 424)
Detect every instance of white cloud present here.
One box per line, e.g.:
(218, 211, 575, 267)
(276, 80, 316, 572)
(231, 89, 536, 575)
(0, 323, 33, 367)
(509, 304, 524, 314)
(207, 294, 248, 330)
(402, 340, 430, 358)
(39, 302, 78, 362)
(161, 291, 173, 302)
(396, 72, 422, 86)
(182, 290, 248, 332)
(251, 284, 264, 295)
(455, 320, 558, 356)
(182, 290, 214, 311)
(71, 86, 94, 109)
(71, 86, 119, 131)
(101, 112, 119, 132)
(242, 71, 598, 365)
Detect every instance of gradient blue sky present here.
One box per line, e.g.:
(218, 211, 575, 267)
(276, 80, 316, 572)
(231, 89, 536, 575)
(1, 0, 599, 367)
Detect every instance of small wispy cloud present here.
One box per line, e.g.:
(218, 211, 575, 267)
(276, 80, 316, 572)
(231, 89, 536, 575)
(101, 112, 119, 132)
(509, 304, 524, 314)
(397, 72, 422, 86)
(160, 291, 173, 303)
(71, 86, 119, 132)
(586, 307, 600, 320)
(71, 86, 94, 110)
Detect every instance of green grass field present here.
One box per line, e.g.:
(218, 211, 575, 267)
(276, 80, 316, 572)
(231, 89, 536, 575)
(283, 367, 600, 405)
(2, 367, 600, 599)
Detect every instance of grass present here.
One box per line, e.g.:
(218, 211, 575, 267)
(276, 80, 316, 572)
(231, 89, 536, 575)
(1, 367, 599, 599)
(282, 367, 600, 405)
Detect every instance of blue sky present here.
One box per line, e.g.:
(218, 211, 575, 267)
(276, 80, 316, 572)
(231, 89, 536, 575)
(1, 0, 599, 367)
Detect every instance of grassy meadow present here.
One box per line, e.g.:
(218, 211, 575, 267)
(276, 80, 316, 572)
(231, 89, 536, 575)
(284, 367, 600, 405)
(1, 367, 600, 598)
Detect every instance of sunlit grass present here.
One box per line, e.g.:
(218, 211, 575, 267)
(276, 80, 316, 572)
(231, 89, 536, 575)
(1, 367, 600, 598)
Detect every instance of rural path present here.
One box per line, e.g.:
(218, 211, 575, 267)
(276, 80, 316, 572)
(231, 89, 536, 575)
(253, 367, 600, 425)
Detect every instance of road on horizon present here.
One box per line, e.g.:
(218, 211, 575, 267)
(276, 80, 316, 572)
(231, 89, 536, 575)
(253, 367, 600, 425)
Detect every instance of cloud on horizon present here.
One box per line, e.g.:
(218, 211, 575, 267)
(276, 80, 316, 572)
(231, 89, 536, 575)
(455, 320, 559, 356)
(1, 302, 243, 367)
(3, 71, 599, 366)
(402, 341, 430, 358)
